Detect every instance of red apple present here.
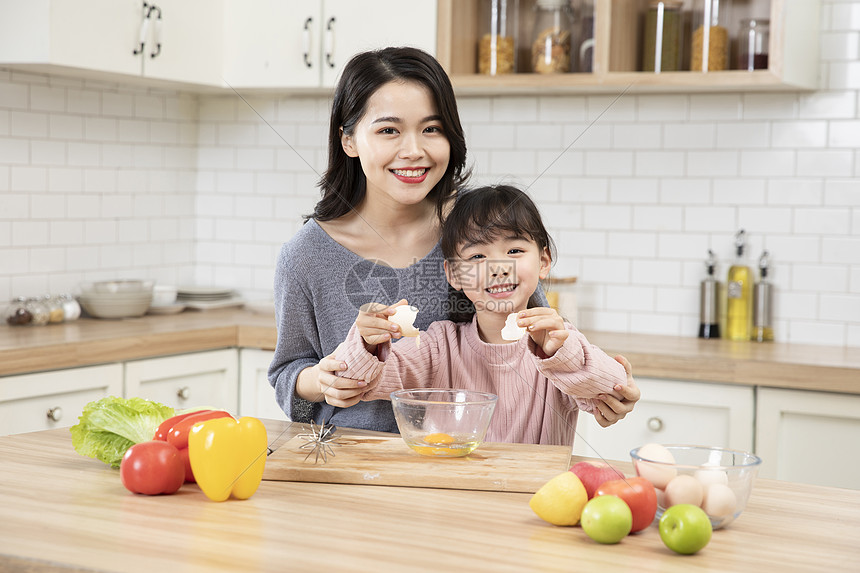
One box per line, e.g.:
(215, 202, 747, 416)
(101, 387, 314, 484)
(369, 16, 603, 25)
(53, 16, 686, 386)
(570, 461, 625, 499)
(595, 476, 659, 533)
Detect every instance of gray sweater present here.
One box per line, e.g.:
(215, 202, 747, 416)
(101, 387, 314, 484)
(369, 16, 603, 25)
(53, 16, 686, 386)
(268, 219, 451, 432)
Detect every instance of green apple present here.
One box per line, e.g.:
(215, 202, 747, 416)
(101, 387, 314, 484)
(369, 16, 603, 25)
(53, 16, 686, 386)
(658, 504, 713, 555)
(580, 495, 633, 544)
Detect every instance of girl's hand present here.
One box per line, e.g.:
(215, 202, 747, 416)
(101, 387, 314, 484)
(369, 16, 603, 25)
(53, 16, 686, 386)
(517, 307, 569, 357)
(356, 299, 408, 349)
(592, 355, 641, 427)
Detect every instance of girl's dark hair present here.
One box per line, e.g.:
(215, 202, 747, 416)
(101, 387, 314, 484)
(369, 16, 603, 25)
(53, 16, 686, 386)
(309, 47, 469, 222)
(441, 185, 556, 322)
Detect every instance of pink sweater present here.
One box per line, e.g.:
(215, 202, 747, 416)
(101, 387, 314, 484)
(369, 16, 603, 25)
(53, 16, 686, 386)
(336, 317, 627, 446)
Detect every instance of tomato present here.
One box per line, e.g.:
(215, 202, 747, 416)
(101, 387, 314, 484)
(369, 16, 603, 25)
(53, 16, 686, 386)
(595, 477, 659, 533)
(120, 441, 185, 495)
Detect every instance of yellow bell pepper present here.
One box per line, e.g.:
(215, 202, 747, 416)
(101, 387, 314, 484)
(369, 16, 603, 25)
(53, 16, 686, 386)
(188, 416, 268, 502)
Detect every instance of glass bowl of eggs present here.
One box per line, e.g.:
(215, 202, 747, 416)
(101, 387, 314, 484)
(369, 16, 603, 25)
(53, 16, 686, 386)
(630, 444, 762, 529)
(391, 389, 497, 457)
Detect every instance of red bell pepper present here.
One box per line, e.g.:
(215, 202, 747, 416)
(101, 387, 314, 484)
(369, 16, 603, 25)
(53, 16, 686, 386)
(153, 409, 233, 482)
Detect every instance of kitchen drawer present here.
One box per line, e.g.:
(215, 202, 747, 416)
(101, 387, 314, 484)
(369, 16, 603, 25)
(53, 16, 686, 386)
(0, 364, 123, 435)
(756, 387, 860, 489)
(238, 349, 288, 420)
(124, 349, 238, 412)
(572, 377, 755, 462)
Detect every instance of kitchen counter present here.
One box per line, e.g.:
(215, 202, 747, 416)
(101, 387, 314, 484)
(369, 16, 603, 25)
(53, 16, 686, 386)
(1, 420, 858, 572)
(2, 308, 859, 394)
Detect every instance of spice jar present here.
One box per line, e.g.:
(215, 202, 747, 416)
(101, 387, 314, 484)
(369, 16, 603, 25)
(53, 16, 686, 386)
(691, 0, 731, 72)
(60, 294, 81, 321)
(642, 0, 684, 72)
(531, 0, 574, 74)
(737, 18, 769, 70)
(44, 294, 65, 323)
(5, 297, 33, 326)
(478, 0, 517, 75)
(26, 297, 50, 326)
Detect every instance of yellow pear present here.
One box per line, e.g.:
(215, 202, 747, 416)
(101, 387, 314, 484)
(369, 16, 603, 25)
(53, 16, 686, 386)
(529, 472, 588, 526)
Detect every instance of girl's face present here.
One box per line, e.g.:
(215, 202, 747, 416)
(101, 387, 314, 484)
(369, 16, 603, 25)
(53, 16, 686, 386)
(341, 80, 450, 210)
(445, 234, 552, 316)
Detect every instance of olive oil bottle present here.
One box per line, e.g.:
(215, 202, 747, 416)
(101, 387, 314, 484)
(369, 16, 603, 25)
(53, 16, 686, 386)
(726, 230, 753, 341)
(753, 250, 774, 342)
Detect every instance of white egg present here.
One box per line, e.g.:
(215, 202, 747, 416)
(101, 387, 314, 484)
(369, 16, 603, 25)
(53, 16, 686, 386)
(635, 443, 677, 489)
(390, 305, 419, 337)
(664, 474, 705, 507)
(694, 467, 729, 487)
(702, 483, 737, 518)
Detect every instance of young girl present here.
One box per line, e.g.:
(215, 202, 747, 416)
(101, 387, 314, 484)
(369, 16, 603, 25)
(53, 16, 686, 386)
(335, 185, 628, 445)
(268, 46, 639, 433)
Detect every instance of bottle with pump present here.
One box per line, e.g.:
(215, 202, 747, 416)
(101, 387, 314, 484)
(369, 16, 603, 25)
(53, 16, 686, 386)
(699, 249, 720, 339)
(753, 250, 774, 342)
(726, 229, 753, 341)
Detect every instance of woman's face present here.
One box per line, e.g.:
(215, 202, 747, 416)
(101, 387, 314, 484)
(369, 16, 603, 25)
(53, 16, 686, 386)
(341, 80, 451, 209)
(445, 234, 552, 316)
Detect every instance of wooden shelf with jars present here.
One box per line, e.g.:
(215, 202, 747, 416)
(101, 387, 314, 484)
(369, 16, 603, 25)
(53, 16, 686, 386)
(436, 0, 820, 95)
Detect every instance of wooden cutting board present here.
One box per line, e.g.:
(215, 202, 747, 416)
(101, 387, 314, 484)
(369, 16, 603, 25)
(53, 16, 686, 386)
(262, 434, 571, 493)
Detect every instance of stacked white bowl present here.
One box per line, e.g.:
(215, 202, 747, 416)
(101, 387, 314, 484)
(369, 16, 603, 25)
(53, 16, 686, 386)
(78, 280, 154, 319)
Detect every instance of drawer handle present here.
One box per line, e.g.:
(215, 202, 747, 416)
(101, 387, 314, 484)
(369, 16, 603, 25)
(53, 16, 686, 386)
(177, 386, 190, 400)
(46, 407, 63, 422)
(647, 416, 664, 432)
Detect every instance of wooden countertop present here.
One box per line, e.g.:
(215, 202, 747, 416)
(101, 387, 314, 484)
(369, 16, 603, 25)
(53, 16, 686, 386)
(1, 308, 859, 394)
(1, 421, 858, 572)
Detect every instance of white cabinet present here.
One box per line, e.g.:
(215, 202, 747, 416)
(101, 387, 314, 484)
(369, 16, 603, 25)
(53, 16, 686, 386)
(239, 349, 288, 420)
(0, 0, 223, 86)
(0, 364, 123, 435)
(222, 0, 438, 89)
(756, 388, 860, 489)
(124, 349, 238, 412)
(572, 377, 755, 463)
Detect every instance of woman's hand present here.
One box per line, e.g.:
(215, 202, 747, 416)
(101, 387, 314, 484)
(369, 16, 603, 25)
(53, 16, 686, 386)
(516, 307, 569, 356)
(356, 299, 407, 349)
(592, 355, 641, 428)
(296, 346, 376, 408)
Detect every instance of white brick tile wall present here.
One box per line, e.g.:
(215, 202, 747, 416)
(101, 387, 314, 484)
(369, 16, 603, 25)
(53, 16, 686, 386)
(1, 0, 858, 348)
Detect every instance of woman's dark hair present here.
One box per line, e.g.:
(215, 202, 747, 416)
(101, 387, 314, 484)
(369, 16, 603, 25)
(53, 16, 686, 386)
(441, 184, 556, 322)
(309, 47, 469, 222)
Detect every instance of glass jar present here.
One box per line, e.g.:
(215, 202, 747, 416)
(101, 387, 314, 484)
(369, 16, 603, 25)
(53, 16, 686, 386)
(44, 294, 65, 323)
(574, 0, 595, 73)
(737, 18, 769, 70)
(530, 0, 574, 74)
(60, 294, 81, 321)
(478, 0, 517, 75)
(642, 0, 684, 72)
(26, 297, 50, 326)
(691, 0, 732, 71)
(5, 297, 33, 326)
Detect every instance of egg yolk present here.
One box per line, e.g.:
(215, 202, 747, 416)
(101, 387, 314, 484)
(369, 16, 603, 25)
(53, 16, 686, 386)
(423, 432, 454, 445)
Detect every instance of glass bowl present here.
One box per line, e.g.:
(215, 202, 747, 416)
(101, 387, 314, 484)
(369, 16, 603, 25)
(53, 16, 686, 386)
(630, 444, 762, 529)
(390, 389, 497, 458)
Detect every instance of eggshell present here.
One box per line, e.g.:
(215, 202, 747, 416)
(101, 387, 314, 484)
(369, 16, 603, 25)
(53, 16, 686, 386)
(390, 305, 419, 337)
(501, 312, 526, 341)
(664, 474, 704, 507)
(702, 483, 737, 518)
(634, 443, 677, 489)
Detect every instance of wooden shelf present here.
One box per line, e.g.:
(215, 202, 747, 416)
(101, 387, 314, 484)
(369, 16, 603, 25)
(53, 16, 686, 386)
(437, 0, 820, 96)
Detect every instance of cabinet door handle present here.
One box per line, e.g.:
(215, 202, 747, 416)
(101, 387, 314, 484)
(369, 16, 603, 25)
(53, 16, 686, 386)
(46, 407, 63, 422)
(302, 17, 314, 68)
(149, 4, 163, 59)
(324, 16, 336, 69)
(177, 386, 190, 400)
(133, 2, 152, 55)
(647, 416, 664, 432)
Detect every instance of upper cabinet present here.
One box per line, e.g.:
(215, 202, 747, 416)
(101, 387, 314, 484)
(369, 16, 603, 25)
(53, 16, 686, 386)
(436, 0, 821, 94)
(0, 0, 224, 87)
(222, 0, 438, 89)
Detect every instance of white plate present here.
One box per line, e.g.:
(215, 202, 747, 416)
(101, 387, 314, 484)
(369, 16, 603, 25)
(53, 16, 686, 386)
(147, 303, 187, 315)
(183, 298, 245, 311)
(177, 286, 235, 297)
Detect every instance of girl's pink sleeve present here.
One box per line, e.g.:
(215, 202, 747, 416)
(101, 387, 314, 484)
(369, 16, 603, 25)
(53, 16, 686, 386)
(530, 325, 627, 414)
(333, 324, 385, 383)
